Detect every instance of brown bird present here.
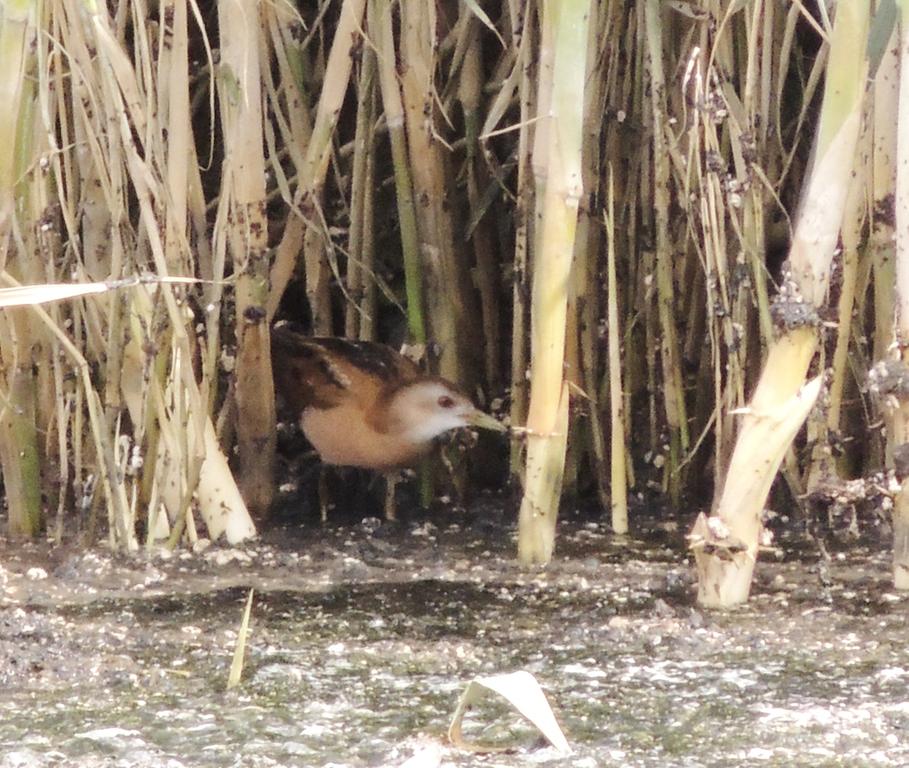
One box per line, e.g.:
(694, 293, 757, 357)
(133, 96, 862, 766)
(271, 322, 506, 517)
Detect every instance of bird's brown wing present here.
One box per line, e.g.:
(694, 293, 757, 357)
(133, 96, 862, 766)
(271, 324, 421, 418)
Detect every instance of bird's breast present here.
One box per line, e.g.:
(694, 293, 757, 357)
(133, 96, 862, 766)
(301, 405, 428, 470)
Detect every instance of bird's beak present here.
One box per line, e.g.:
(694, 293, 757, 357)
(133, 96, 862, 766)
(466, 409, 508, 432)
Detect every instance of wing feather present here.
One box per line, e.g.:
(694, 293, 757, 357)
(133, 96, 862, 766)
(271, 323, 421, 418)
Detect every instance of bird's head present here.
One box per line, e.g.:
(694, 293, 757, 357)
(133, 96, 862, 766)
(387, 379, 506, 445)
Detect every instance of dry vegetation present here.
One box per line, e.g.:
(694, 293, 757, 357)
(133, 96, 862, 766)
(0, 0, 905, 606)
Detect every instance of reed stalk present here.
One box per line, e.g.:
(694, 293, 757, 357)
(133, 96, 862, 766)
(890, 0, 909, 589)
(508, 2, 534, 481)
(517, 0, 590, 565)
(0, 0, 31, 249)
(0, 0, 41, 537)
(216, 0, 275, 517)
(460, 17, 502, 391)
(0, 346, 42, 537)
(599, 168, 626, 533)
(871, 28, 899, 467)
(806, 118, 868, 490)
(345, 46, 377, 340)
(643, 0, 689, 507)
(371, 0, 425, 343)
(268, 0, 367, 323)
(0, 0, 900, 583)
(0, 0, 258, 550)
(576, 2, 609, 509)
(398, 0, 479, 382)
(691, 0, 870, 607)
(561, 0, 607, 500)
(358, 130, 378, 342)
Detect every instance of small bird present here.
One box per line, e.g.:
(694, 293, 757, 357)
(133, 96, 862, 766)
(271, 322, 505, 517)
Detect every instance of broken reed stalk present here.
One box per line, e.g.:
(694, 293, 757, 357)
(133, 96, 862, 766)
(227, 588, 255, 690)
(517, 0, 590, 565)
(144, 0, 256, 546)
(74, 0, 252, 546)
(150, 0, 248, 544)
(691, 0, 869, 608)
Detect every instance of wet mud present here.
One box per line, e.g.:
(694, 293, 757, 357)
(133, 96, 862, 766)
(1, 505, 907, 767)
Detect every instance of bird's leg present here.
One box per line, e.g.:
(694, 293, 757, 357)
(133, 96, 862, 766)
(318, 467, 331, 524)
(384, 473, 398, 521)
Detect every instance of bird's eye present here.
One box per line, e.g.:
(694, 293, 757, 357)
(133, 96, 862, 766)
(438, 395, 456, 409)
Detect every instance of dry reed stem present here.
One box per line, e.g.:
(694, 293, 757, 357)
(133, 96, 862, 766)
(518, 0, 589, 565)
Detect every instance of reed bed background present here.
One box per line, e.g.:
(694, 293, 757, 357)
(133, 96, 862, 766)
(0, 0, 903, 604)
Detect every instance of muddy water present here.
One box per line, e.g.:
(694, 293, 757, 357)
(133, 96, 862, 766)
(1, 510, 908, 767)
